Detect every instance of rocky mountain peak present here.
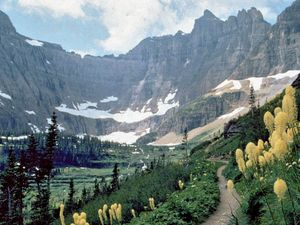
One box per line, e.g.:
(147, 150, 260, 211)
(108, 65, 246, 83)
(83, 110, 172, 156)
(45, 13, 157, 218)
(0, 10, 16, 34)
(277, 0, 300, 25)
(237, 7, 265, 23)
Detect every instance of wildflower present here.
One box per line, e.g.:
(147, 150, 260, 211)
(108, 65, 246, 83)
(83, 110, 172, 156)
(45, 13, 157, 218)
(116, 204, 122, 223)
(282, 93, 297, 124)
(274, 112, 288, 134)
(109, 209, 113, 225)
(237, 158, 246, 174)
(102, 204, 108, 221)
(227, 180, 234, 192)
(257, 140, 264, 153)
(98, 209, 104, 225)
(178, 180, 184, 190)
(131, 209, 136, 218)
(59, 204, 65, 225)
(246, 160, 253, 168)
(274, 107, 282, 116)
(264, 111, 275, 135)
(235, 148, 244, 161)
(149, 198, 155, 210)
(263, 151, 274, 163)
(274, 178, 288, 201)
(273, 139, 288, 160)
(260, 177, 264, 182)
(287, 128, 294, 142)
(258, 156, 266, 167)
(246, 142, 258, 164)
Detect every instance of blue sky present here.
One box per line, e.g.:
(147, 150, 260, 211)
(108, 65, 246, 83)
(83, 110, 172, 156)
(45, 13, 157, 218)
(0, 0, 295, 56)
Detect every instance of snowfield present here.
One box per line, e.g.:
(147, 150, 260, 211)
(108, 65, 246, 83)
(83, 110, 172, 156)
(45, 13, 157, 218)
(25, 110, 36, 115)
(99, 128, 150, 144)
(100, 96, 118, 103)
(0, 91, 12, 100)
(25, 39, 44, 47)
(213, 70, 300, 94)
(218, 107, 246, 120)
(56, 90, 179, 123)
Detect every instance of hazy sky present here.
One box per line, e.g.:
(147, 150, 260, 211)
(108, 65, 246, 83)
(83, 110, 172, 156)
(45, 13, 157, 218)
(0, 0, 295, 56)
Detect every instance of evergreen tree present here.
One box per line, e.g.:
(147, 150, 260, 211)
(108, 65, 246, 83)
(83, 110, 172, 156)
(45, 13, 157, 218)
(249, 85, 256, 116)
(66, 178, 75, 213)
(93, 178, 100, 197)
(14, 150, 28, 225)
(0, 147, 18, 224)
(110, 163, 120, 192)
(27, 134, 38, 171)
(31, 112, 58, 225)
(81, 187, 88, 204)
(181, 127, 188, 159)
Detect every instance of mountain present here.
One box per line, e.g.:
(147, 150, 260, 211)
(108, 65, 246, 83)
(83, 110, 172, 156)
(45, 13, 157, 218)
(0, 1, 299, 144)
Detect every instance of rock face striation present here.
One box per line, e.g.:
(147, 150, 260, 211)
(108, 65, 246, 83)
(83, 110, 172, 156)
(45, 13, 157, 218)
(0, 1, 299, 142)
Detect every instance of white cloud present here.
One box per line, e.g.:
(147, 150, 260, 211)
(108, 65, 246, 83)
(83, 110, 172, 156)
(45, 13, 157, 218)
(13, 0, 293, 54)
(18, 0, 86, 18)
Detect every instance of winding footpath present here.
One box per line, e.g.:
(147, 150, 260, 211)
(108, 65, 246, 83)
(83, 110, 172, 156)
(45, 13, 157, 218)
(201, 163, 241, 225)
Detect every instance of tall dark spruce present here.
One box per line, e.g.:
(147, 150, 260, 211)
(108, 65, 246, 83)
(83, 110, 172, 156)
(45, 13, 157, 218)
(110, 163, 120, 193)
(31, 112, 58, 225)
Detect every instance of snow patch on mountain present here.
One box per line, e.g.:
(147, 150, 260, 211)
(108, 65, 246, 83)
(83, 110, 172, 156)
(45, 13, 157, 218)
(25, 39, 44, 47)
(0, 91, 12, 100)
(247, 77, 264, 91)
(100, 96, 118, 103)
(218, 107, 246, 119)
(25, 110, 36, 115)
(99, 128, 150, 144)
(56, 91, 179, 123)
(28, 123, 40, 133)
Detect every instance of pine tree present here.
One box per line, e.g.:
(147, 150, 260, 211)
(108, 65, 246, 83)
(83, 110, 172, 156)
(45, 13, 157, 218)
(0, 147, 18, 224)
(66, 178, 75, 213)
(110, 163, 120, 192)
(181, 127, 188, 159)
(93, 178, 100, 197)
(27, 134, 38, 172)
(14, 150, 28, 225)
(249, 85, 256, 116)
(31, 112, 58, 225)
(81, 187, 88, 204)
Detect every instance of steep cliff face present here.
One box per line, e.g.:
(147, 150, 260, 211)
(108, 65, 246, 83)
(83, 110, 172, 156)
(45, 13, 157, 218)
(232, 0, 300, 78)
(0, 2, 299, 143)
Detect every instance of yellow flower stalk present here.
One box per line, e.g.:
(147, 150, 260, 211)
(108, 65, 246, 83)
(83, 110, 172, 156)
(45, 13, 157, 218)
(274, 107, 282, 116)
(257, 140, 264, 153)
(59, 204, 65, 225)
(237, 158, 246, 174)
(227, 180, 234, 192)
(178, 180, 184, 190)
(246, 160, 253, 168)
(235, 148, 244, 162)
(258, 155, 266, 167)
(98, 209, 104, 225)
(131, 209, 136, 218)
(264, 111, 275, 135)
(149, 197, 155, 210)
(245, 142, 258, 164)
(274, 178, 288, 201)
(72, 212, 89, 225)
(273, 139, 288, 160)
(263, 151, 274, 163)
(103, 204, 108, 221)
(274, 111, 288, 134)
(109, 209, 113, 225)
(285, 85, 295, 97)
(282, 92, 297, 124)
(116, 204, 122, 223)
